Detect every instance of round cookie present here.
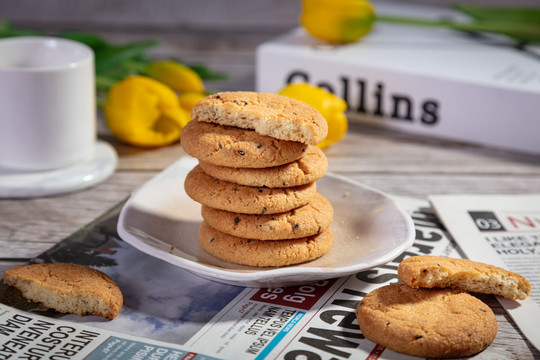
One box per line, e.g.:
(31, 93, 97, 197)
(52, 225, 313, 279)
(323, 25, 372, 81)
(356, 284, 497, 358)
(201, 193, 333, 240)
(3, 263, 123, 319)
(181, 120, 307, 168)
(398, 255, 531, 300)
(198, 221, 333, 267)
(198, 145, 328, 188)
(185, 165, 317, 214)
(191, 91, 328, 145)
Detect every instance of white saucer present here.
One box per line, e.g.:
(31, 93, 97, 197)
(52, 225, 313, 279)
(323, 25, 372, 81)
(0, 141, 117, 198)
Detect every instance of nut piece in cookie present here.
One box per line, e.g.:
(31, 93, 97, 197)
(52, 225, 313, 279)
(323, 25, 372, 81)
(191, 91, 328, 145)
(356, 283, 497, 358)
(4, 263, 123, 319)
(398, 255, 531, 300)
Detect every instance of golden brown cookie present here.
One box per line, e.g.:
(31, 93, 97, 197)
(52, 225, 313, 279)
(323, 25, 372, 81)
(198, 221, 333, 267)
(4, 263, 123, 319)
(198, 145, 328, 188)
(398, 255, 531, 300)
(201, 193, 333, 240)
(356, 283, 497, 358)
(185, 165, 317, 214)
(191, 91, 328, 145)
(181, 120, 307, 168)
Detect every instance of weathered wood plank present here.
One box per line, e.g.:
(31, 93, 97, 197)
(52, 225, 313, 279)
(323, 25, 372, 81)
(0, 172, 153, 246)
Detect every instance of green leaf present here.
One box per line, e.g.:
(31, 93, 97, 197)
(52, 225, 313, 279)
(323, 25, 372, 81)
(0, 20, 42, 38)
(189, 64, 229, 80)
(96, 59, 150, 83)
(454, 4, 540, 24)
(94, 40, 158, 73)
(450, 21, 540, 43)
(166, 57, 228, 80)
(57, 31, 110, 50)
(95, 74, 118, 92)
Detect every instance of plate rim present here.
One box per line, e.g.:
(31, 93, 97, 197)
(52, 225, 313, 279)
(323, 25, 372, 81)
(117, 157, 415, 285)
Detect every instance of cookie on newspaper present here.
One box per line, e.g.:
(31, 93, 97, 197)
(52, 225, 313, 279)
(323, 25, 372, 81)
(198, 221, 333, 267)
(398, 255, 531, 300)
(198, 145, 328, 188)
(201, 193, 333, 240)
(356, 283, 497, 358)
(3, 263, 123, 319)
(185, 165, 316, 214)
(191, 91, 328, 145)
(181, 120, 307, 168)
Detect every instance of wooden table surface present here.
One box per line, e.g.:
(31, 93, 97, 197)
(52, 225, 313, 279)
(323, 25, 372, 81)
(1, 29, 540, 359)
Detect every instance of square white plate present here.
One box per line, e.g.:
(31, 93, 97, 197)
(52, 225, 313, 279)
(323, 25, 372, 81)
(117, 157, 415, 287)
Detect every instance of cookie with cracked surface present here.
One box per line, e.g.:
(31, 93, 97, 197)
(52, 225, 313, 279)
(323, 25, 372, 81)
(3, 263, 123, 319)
(198, 220, 333, 267)
(201, 192, 333, 240)
(181, 120, 307, 168)
(356, 283, 497, 358)
(191, 91, 328, 145)
(185, 165, 316, 214)
(198, 145, 328, 188)
(398, 255, 531, 300)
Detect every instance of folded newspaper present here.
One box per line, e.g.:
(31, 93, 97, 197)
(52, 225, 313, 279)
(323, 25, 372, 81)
(0, 192, 535, 359)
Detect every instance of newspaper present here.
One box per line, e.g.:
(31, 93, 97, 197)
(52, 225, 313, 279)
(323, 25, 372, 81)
(0, 196, 469, 360)
(430, 194, 540, 352)
(0, 303, 220, 360)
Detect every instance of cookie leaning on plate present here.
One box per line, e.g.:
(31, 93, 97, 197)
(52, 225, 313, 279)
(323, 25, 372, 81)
(398, 255, 531, 300)
(201, 193, 333, 240)
(191, 91, 328, 145)
(198, 221, 333, 267)
(198, 145, 328, 188)
(3, 263, 123, 319)
(356, 283, 497, 358)
(180, 120, 308, 168)
(185, 165, 317, 214)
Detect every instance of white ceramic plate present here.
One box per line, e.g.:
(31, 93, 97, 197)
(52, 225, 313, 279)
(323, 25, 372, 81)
(117, 157, 415, 287)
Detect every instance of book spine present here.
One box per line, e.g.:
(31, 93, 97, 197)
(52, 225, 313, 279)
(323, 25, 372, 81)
(256, 44, 540, 155)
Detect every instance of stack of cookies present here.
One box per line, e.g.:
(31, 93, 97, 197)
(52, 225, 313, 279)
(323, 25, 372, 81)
(180, 91, 334, 267)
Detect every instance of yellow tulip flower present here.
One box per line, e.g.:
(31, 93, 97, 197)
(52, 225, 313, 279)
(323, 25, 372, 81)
(178, 92, 207, 121)
(301, 0, 375, 44)
(145, 60, 205, 93)
(104, 75, 189, 147)
(279, 82, 348, 149)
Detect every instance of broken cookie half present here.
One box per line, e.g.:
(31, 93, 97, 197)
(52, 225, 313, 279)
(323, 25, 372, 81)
(398, 255, 531, 300)
(3, 263, 123, 319)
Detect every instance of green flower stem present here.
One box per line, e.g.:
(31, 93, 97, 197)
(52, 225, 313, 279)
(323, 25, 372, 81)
(375, 14, 540, 43)
(95, 74, 118, 93)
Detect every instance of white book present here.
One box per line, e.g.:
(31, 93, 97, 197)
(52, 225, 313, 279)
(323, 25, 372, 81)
(256, 2, 540, 155)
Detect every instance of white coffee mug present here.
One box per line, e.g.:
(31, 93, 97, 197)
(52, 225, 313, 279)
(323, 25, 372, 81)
(0, 36, 96, 170)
